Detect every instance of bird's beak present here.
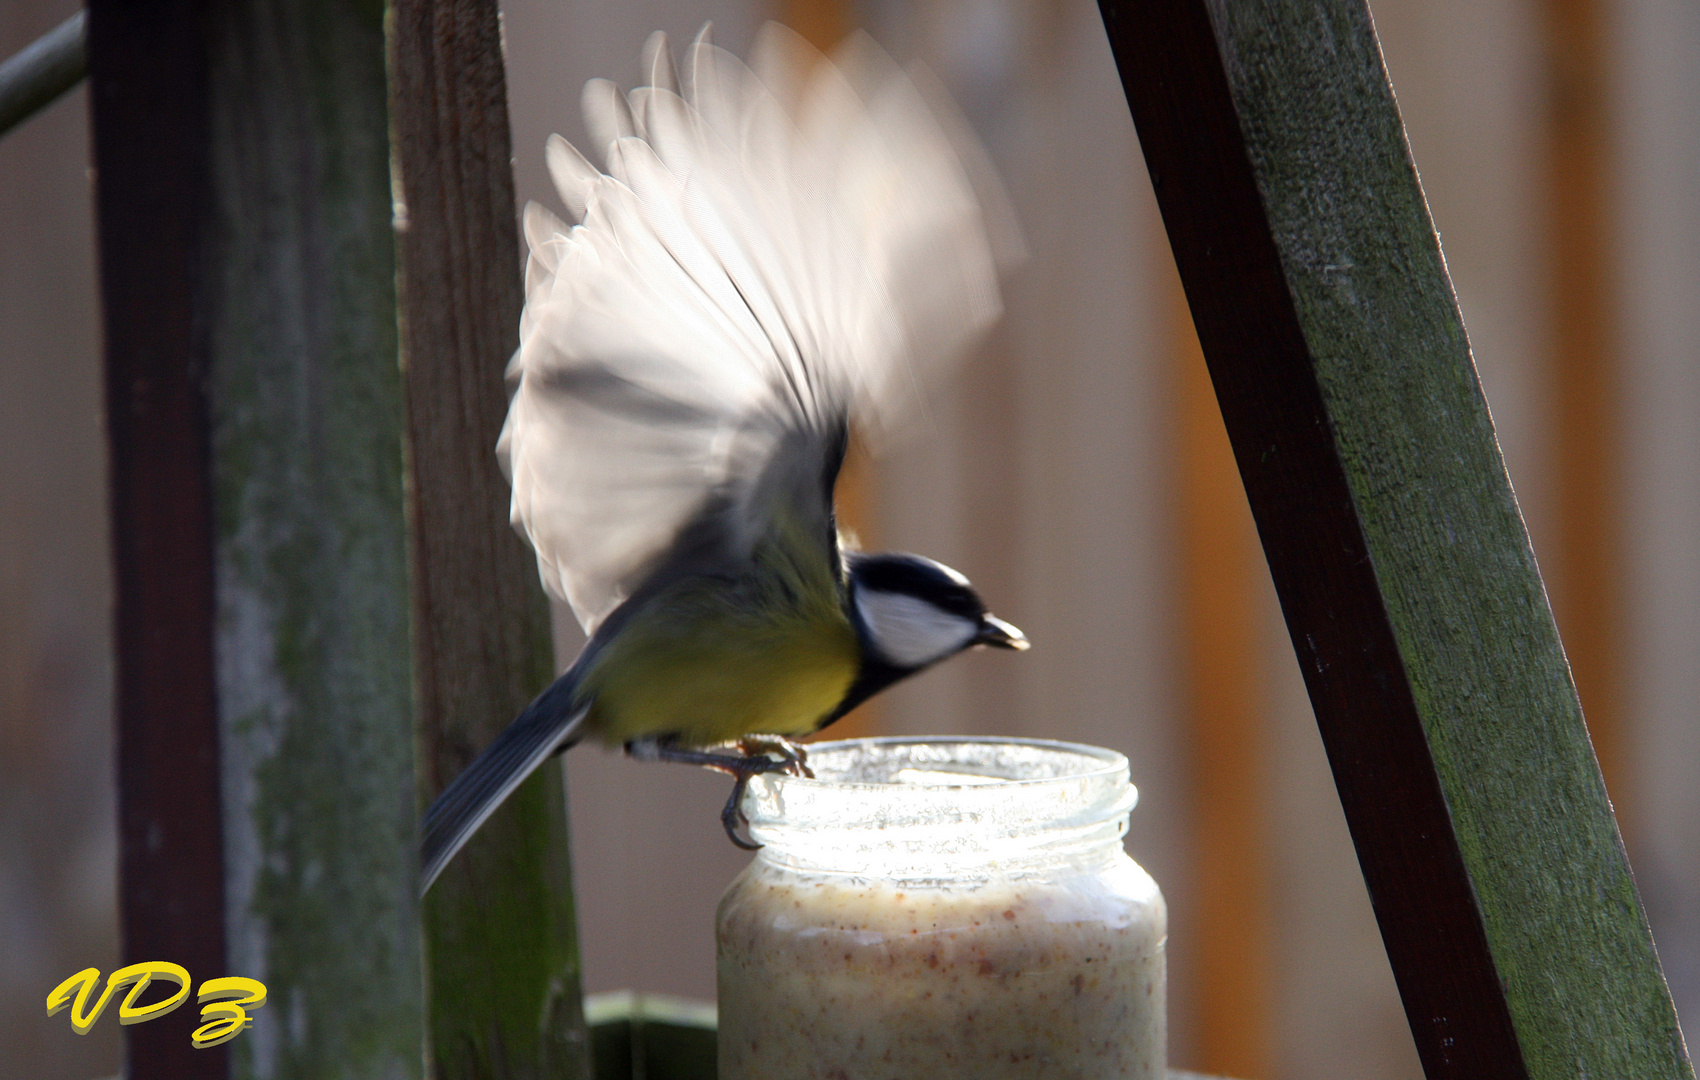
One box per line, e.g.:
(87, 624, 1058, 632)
(974, 614, 1029, 650)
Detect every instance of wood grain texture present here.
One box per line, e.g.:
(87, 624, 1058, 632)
(202, 1, 423, 1076)
(388, 1, 590, 1076)
(86, 2, 228, 1074)
(90, 0, 425, 1076)
(1096, 1, 1691, 1078)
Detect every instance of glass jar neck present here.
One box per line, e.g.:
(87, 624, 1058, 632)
(741, 737, 1138, 884)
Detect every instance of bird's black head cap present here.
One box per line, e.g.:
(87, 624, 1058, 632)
(847, 552, 986, 620)
(823, 552, 1027, 727)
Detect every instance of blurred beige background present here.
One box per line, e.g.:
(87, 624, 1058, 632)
(3, 0, 1697, 1077)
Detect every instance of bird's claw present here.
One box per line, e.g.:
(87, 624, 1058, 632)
(737, 735, 814, 779)
(625, 734, 813, 849)
(714, 747, 802, 850)
(721, 772, 762, 850)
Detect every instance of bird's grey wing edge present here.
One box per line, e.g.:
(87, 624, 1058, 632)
(419, 675, 590, 897)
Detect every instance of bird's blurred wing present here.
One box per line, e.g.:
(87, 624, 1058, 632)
(501, 23, 1008, 634)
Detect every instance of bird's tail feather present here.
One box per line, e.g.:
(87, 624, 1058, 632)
(420, 673, 590, 896)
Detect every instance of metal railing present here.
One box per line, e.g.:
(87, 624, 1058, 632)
(0, 12, 85, 138)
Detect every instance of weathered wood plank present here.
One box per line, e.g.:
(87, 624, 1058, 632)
(87, 3, 227, 1072)
(89, 0, 425, 1076)
(1095, 1, 1691, 1078)
(203, 3, 422, 1076)
(388, 1, 590, 1077)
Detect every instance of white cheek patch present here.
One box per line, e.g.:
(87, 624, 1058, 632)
(856, 588, 978, 669)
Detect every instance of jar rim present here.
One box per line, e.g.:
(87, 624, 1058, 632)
(773, 735, 1132, 792)
(741, 737, 1139, 877)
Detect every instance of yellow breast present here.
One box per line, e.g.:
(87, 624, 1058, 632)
(578, 568, 861, 746)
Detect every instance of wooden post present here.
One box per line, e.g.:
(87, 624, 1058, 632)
(89, 7, 226, 1073)
(88, 1, 423, 1077)
(388, 1, 591, 1077)
(1096, 1, 1691, 1078)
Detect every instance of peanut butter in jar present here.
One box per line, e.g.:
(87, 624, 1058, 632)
(716, 737, 1166, 1079)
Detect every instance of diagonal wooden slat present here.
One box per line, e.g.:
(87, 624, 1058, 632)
(1096, 1, 1691, 1078)
(388, 2, 591, 1077)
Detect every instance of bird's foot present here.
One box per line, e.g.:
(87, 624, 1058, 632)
(623, 735, 812, 850)
(736, 735, 814, 779)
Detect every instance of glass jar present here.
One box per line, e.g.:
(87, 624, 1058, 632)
(716, 736, 1165, 1080)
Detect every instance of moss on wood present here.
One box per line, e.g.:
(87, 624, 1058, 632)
(204, 2, 422, 1077)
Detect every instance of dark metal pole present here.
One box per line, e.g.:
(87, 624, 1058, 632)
(0, 11, 85, 138)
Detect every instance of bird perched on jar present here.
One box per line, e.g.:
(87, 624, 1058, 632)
(420, 23, 1026, 895)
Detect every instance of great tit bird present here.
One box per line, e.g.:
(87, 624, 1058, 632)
(420, 24, 1026, 895)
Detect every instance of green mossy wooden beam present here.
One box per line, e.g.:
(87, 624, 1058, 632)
(388, 1, 592, 1077)
(1096, 1, 1691, 1078)
(205, 1, 425, 1076)
(89, 0, 426, 1077)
